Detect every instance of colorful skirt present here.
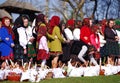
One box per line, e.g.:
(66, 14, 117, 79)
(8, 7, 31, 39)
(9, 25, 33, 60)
(27, 44, 36, 58)
(37, 49, 49, 60)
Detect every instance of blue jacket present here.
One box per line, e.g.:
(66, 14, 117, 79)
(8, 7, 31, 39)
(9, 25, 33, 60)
(0, 27, 14, 56)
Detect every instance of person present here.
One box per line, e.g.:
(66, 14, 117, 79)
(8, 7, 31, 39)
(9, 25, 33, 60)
(104, 19, 120, 65)
(78, 18, 92, 66)
(36, 14, 49, 68)
(13, 15, 29, 62)
(47, 16, 65, 68)
(25, 16, 36, 62)
(0, 17, 15, 61)
(62, 19, 75, 63)
(89, 25, 100, 65)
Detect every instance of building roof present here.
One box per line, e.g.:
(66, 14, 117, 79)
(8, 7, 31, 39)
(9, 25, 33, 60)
(0, 0, 40, 14)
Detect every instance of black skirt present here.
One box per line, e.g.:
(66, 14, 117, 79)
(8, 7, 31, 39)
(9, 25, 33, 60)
(70, 40, 88, 55)
(103, 41, 120, 56)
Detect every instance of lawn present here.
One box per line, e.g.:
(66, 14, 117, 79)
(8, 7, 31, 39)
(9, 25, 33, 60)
(1, 75, 120, 83)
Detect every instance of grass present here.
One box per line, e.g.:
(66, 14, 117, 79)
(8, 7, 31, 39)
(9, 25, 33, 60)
(1, 75, 120, 83)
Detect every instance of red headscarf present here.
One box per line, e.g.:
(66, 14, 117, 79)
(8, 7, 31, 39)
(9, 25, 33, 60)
(82, 18, 90, 27)
(91, 25, 99, 34)
(101, 19, 107, 33)
(66, 19, 75, 30)
(2, 16, 15, 40)
(48, 16, 60, 34)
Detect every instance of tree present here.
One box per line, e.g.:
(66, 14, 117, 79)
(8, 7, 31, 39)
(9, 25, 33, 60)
(61, 0, 85, 20)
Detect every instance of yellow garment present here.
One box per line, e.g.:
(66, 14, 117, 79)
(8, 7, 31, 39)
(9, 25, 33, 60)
(47, 26, 64, 52)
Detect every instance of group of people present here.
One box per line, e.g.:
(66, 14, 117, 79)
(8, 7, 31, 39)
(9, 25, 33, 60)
(0, 13, 120, 81)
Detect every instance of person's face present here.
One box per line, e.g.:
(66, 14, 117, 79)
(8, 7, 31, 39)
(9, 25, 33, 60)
(62, 24, 65, 30)
(23, 19, 29, 27)
(89, 20, 93, 27)
(44, 16, 48, 23)
(109, 20, 114, 28)
(4, 19, 10, 27)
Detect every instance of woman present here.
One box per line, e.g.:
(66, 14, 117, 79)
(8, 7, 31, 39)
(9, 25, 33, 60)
(47, 16, 65, 68)
(0, 17, 15, 60)
(36, 13, 49, 68)
(77, 18, 92, 66)
(89, 25, 100, 65)
(62, 19, 74, 63)
(14, 15, 29, 62)
(104, 19, 120, 65)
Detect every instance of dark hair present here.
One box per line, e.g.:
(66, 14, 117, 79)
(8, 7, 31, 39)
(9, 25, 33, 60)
(107, 18, 114, 27)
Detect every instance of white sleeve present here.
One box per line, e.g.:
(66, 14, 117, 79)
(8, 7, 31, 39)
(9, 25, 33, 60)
(39, 36, 49, 52)
(17, 27, 28, 49)
(64, 28, 73, 40)
(73, 28, 80, 40)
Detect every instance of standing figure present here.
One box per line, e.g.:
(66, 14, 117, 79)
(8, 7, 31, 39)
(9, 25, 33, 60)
(47, 16, 65, 68)
(77, 18, 92, 66)
(0, 17, 15, 61)
(104, 19, 120, 65)
(13, 15, 29, 62)
(36, 14, 49, 68)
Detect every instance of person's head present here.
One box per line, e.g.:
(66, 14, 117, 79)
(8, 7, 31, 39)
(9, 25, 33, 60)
(82, 18, 90, 27)
(48, 16, 60, 34)
(2, 16, 11, 27)
(107, 19, 115, 28)
(101, 19, 107, 26)
(36, 13, 47, 26)
(66, 19, 75, 30)
(22, 15, 29, 28)
(75, 20, 82, 28)
(91, 24, 99, 34)
(50, 16, 60, 26)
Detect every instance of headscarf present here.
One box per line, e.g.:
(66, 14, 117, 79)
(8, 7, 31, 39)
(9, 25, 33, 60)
(36, 13, 45, 26)
(13, 16, 23, 29)
(48, 16, 60, 34)
(2, 16, 15, 40)
(91, 25, 99, 34)
(82, 18, 90, 27)
(66, 19, 75, 30)
(21, 15, 30, 28)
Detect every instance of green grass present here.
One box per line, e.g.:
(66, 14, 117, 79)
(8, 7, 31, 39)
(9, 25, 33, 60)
(1, 75, 120, 83)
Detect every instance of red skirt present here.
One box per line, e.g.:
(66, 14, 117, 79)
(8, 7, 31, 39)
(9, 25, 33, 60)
(0, 52, 14, 60)
(37, 49, 49, 60)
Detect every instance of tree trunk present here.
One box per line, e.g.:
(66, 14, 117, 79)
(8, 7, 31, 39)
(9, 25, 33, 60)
(91, 0, 97, 19)
(106, 0, 111, 19)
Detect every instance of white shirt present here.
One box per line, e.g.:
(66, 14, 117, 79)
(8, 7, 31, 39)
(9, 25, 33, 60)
(73, 28, 80, 40)
(26, 26, 34, 44)
(17, 27, 28, 49)
(64, 28, 73, 40)
(39, 36, 49, 53)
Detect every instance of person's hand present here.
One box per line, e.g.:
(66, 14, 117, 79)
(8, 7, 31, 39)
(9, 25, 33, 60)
(5, 37, 9, 41)
(11, 43, 15, 47)
(65, 39, 70, 43)
(115, 36, 119, 41)
(29, 37, 35, 43)
(84, 37, 88, 40)
(24, 49, 27, 54)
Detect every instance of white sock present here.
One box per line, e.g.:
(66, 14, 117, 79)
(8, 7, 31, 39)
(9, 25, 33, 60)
(78, 45, 88, 63)
(41, 59, 46, 67)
